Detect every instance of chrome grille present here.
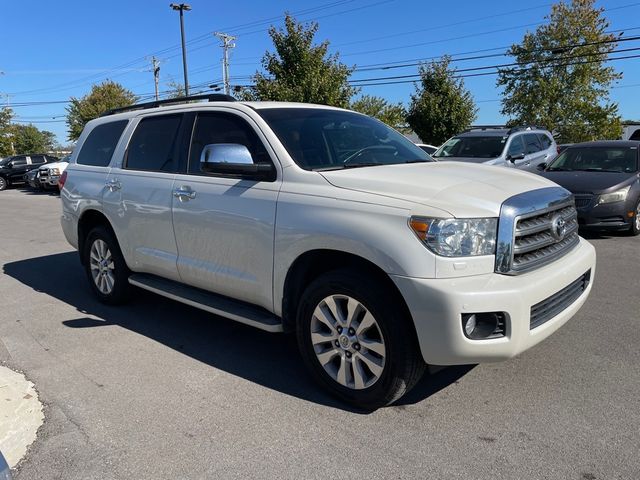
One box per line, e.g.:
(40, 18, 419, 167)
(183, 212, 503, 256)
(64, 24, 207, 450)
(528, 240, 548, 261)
(496, 187, 580, 275)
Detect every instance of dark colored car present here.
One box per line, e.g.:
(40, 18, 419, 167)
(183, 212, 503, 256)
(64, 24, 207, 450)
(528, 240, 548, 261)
(538, 141, 640, 235)
(23, 167, 42, 189)
(0, 154, 59, 191)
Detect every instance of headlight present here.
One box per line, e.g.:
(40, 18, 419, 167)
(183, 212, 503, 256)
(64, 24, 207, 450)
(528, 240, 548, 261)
(597, 186, 630, 205)
(50, 168, 60, 175)
(410, 217, 498, 257)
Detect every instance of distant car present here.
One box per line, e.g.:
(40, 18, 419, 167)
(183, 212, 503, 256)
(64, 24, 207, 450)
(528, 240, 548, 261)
(432, 126, 557, 172)
(415, 143, 438, 155)
(537, 141, 640, 235)
(38, 155, 70, 190)
(0, 154, 59, 191)
(23, 167, 42, 189)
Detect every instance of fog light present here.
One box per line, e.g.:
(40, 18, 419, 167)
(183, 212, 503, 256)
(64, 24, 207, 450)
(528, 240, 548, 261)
(462, 312, 506, 340)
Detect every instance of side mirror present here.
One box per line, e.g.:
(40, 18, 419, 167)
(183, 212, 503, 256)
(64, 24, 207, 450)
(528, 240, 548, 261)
(507, 153, 525, 162)
(537, 162, 548, 171)
(5, 162, 13, 169)
(200, 144, 275, 180)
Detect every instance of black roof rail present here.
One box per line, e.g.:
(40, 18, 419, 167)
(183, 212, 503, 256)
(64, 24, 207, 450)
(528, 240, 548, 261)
(463, 125, 508, 133)
(101, 93, 236, 116)
(507, 124, 547, 134)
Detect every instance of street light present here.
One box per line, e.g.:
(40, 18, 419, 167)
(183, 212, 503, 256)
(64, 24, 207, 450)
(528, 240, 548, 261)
(169, 3, 191, 96)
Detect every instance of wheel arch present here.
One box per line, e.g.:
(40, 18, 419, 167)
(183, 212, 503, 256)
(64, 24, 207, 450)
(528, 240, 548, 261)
(281, 249, 417, 338)
(77, 209, 118, 264)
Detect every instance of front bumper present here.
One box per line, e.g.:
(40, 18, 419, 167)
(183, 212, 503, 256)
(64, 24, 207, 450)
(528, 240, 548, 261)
(39, 174, 60, 187)
(392, 237, 596, 365)
(577, 200, 635, 231)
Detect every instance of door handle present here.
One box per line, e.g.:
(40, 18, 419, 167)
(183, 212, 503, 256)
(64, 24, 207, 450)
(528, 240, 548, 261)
(173, 186, 197, 201)
(105, 179, 121, 192)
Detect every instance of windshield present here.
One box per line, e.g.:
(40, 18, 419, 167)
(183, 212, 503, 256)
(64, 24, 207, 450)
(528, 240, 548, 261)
(257, 108, 432, 170)
(433, 136, 506, 159)
(548, 147, 638, 173)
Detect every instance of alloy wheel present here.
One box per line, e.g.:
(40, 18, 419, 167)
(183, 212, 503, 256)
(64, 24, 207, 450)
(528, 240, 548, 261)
(89, 239, 116, 295)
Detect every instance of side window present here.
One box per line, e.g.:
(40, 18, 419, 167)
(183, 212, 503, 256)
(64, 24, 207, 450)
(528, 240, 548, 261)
(126, 114, 183, 172)
(507, 136, 525, 157)
(31, 155, 45, 164)
(537, 133, 552, 150)
(12, 157, 27, 167)
(188, 112, 272, 175)
(524, 134, 543, 154)
(77, 120, 128, 167)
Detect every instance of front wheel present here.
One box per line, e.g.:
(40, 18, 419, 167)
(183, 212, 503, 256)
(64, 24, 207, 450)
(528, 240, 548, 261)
(83, 226, 131, 304)
(627, 200, 640, 236)
(0, 176, 7, 191)
(296, 269, 426, 410)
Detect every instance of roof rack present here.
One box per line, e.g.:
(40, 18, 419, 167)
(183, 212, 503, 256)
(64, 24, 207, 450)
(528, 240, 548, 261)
(463, 125, 508, 133)
(507, 125, 547, 134)
(101, 93, 236, 116)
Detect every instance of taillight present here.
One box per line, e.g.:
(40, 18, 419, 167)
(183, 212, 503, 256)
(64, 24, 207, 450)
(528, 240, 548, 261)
(58, 171, 68, 190)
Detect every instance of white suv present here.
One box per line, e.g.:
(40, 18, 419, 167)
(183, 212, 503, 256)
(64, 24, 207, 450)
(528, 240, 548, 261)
(60, 95, 596, 409)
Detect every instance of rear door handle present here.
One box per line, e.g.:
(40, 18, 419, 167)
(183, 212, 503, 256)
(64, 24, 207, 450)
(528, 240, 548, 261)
(173, 186, 196, 201)
(105, 179, 121, 192)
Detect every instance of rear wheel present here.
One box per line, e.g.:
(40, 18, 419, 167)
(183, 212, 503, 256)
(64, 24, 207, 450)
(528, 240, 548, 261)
(83, 226, 130, 304)
(296, 269, 426, 410)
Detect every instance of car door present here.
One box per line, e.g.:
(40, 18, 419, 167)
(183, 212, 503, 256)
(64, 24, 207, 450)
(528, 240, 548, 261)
(171, 110, 281, 311)
(103, 113, 187, 282)
(522, 133, 550, 171)
(8, 156, 30, 182)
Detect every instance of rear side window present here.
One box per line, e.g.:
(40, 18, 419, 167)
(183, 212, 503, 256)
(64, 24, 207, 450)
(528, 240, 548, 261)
(31, 155, 45, 164)
(77, 120, 128, 167)
(537, 133, 552, 149)
(126, 115, 182, 172)
(524, 134, 543, 154)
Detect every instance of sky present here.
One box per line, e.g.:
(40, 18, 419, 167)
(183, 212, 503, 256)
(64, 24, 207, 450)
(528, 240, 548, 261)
(1, 0, 640, 145)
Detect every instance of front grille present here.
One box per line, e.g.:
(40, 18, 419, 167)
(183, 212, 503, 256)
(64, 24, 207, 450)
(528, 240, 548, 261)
(512, 205, 579, 272)
(495, 188, 580, 275)
(530, 270, 591, 329)
(574, 194, 594, 209)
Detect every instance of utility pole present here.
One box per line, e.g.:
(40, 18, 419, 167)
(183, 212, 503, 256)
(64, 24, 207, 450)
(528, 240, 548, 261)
(214, 32, 237, 95)
(151, 57, 161, 101)
(170, 3, 191, 96)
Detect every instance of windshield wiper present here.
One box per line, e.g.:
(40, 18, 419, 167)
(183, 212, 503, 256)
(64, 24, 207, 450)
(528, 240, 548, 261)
(547, 167, 572, 171)
(314, 163, 383, 171)
(581, 168, 621, 173)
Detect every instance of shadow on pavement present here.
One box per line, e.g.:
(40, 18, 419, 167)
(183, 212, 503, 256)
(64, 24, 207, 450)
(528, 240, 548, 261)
(3, 252, 472, 413)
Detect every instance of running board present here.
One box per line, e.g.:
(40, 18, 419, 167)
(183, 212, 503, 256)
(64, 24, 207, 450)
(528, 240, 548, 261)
(128, 273, 283, 333)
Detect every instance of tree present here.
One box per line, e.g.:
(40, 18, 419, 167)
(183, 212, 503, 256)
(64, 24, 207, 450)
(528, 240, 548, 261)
(66, 81, 136, 141)
(350, 95, 408, 132)
(497, 0, 622, 143)
(249, 14, 357, 107)
(0, 108, 14, 157)
(406, 57, 477, 145)
(165, 78, 186, 99)
(12, 124, 56, 154)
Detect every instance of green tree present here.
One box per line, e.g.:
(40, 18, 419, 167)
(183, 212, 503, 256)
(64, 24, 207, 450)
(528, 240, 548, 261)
(165, 78, 186, 99)
(249, 14, 357, 107)
(350, 95, 408, 132)
(497, 0, 622, 143)
(0, 108, 14, 157)
(406, 57, 477, 145)
(12, 124, 56, 154)
(66, 81, 136, 141)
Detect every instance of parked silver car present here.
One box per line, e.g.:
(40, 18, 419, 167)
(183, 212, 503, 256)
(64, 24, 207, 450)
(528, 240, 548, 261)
(433, 126, 558, 172)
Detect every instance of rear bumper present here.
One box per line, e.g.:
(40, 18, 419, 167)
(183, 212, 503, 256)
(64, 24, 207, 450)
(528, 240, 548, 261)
(392, 238, 596, 365)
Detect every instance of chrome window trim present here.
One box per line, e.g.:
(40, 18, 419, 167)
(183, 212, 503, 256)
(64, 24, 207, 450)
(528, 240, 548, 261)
(495, 187, 575, 275)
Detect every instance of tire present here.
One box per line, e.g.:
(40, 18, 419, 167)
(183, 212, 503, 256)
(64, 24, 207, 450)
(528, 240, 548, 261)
(0, 176, 7, 191)
(83, 225, 131, 304)
(296, 269, 426, 410)
(626, 199, 640, 236)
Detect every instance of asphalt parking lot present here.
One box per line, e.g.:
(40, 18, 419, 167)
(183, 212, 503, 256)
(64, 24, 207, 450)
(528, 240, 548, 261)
(0, 188, 639, 480)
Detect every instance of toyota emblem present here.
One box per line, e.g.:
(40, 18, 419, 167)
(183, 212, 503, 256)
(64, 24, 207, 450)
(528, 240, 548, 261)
(551, 215, 567, 241)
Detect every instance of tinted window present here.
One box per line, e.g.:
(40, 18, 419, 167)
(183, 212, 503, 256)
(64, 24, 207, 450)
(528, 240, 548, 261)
(77, 120, 128, 167)
(434, 136, 506, 159)
(126, 115, 182, 172)
(188, 112, 271, 174)
(12, 157, 27, 166)
(31, 155, 45, 164)
(549, 147, 638, 173)
(259, 108, 430, 170)
(507, 136, 525, 157)
(537, 133, 552, 149)
(524, 134, 542, 154)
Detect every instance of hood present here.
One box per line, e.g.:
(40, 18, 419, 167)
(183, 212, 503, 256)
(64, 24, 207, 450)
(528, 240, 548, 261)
(320, 162, 558, 217)
(40, 161, 68, 171)
(539, 170, 636, 194)
(433, 156, 494, 164)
